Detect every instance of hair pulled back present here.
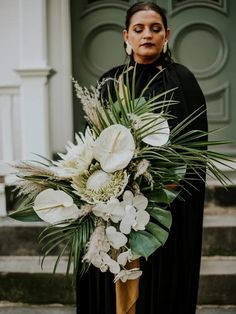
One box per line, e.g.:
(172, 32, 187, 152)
(124, 2, 172, 64)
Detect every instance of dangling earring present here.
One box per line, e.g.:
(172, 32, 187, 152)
(163, 40, 168, 54)
(125, 41, 132, 56)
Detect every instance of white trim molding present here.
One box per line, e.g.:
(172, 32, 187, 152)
(16, 0, 52, 160)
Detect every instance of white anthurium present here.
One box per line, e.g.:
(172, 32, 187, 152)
(33, 188, 79, 225)
(120, 191, 150, 234)
(106, 226, 127, 249)
(140, 113, 170, 147)
(117, 249, 133, 266)
(100, 252, 120, 274)
(92, 198, 125, 223)
(114, 268, 143, 283)
(51, 127, 94, 178)
(93, 124, 135, 173)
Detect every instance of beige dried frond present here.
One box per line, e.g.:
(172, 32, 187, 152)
(12, 161, 56, 178)
(72, 78, 103, 130)
(14, 179, 45, 196)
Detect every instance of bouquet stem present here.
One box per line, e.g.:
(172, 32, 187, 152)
(115, 259, 140, 314)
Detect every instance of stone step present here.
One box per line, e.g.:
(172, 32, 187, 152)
(0, 256, 235, 305)
(198, 256, 236, 305)
(0, 305, 235, 314)
(197, 306, 236, 314)
(205, 185, 236, 208)
(0, 256, 75, 304)
(1, 214, 235, 256)
(0, 303, 76, 314)
(202, 214, 236, 256)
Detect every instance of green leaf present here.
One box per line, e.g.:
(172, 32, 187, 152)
(173, 165, 187, 180)
(146, 206, 172, 230)
(8, 197, 41, 222)
(147, 188, 179, 205)
(145, 222, 169, 245)
(129, 230, 161, 259)
(9, 210, 41, 222)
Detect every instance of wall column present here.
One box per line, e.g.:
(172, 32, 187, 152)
(15, 0, 51, 159)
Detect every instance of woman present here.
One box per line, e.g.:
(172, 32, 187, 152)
(77, 2, 207, 314)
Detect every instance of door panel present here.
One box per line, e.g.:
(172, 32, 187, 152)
(169, 0, 236, 148)
(71, 0, 236, 152)
(71, 0, 131, 132)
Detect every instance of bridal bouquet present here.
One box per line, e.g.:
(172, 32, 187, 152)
(9, 68, 231, 283)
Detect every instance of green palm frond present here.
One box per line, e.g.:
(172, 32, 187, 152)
(39, 215, 95, 283)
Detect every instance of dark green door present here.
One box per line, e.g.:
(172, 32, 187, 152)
(71, 0, 236, 152)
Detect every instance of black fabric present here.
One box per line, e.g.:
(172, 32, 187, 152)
(76, 60, 208, 314)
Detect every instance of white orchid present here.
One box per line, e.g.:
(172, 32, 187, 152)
(106, 226, 127, 249)
(92, 198, 125, 222)
(114, 268, 143, 283)
(119, 191, 150, 234)
(140, 113, 170, 147)
(83, 225, 121, 274)
(93, 124, 135, 173)
(100, 252, 120, 274)
(117, 249, 133, 266)
(33, 188, 79, 225)
(51, 127, 94, 178)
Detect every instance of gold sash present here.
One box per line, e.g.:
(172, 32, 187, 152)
(115, 259, 140, 314)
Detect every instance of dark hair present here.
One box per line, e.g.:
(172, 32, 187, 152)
(124, 2, 172, 64)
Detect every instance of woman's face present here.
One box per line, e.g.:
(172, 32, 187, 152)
(123, 10, 170, 64)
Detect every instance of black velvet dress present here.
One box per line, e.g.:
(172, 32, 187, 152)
(76, 59, 208, 314)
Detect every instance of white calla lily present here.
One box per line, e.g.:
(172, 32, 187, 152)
(33, 188, 79, 225)
(114, 268, 143, 283)
(141, 113, 170, 147)
(106, 226, 127, 249)
(93, 124, 135, 172)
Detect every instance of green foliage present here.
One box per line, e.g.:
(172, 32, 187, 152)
(39, 216, 95, 283)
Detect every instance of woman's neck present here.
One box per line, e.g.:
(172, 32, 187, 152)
(133, 54, 160, 65)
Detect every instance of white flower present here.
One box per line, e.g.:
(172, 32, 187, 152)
(119, 191, 150, 234)
(83, 226, 121, 274)
(114, 268, 143, 283)
(119, 205, 136, 234)
(100, 252, 120, 274)
(106, 226, 127, 249)
(93, 124, 135, 172)
(134, 159, 150, 179)
(117, 249, 133, 266)
(72, 164, 128, 204)
(86, 170, 112, 191)
(140, 113, 170, 147)
(92, 198, 125, 223)
(51, 128, 94, 178)
(83, 225, 110, 262)
(33, 189, 79, 225)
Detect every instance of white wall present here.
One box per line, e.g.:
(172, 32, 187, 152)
(0, 0, 73, 164)
(47, 0, 73, 155)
